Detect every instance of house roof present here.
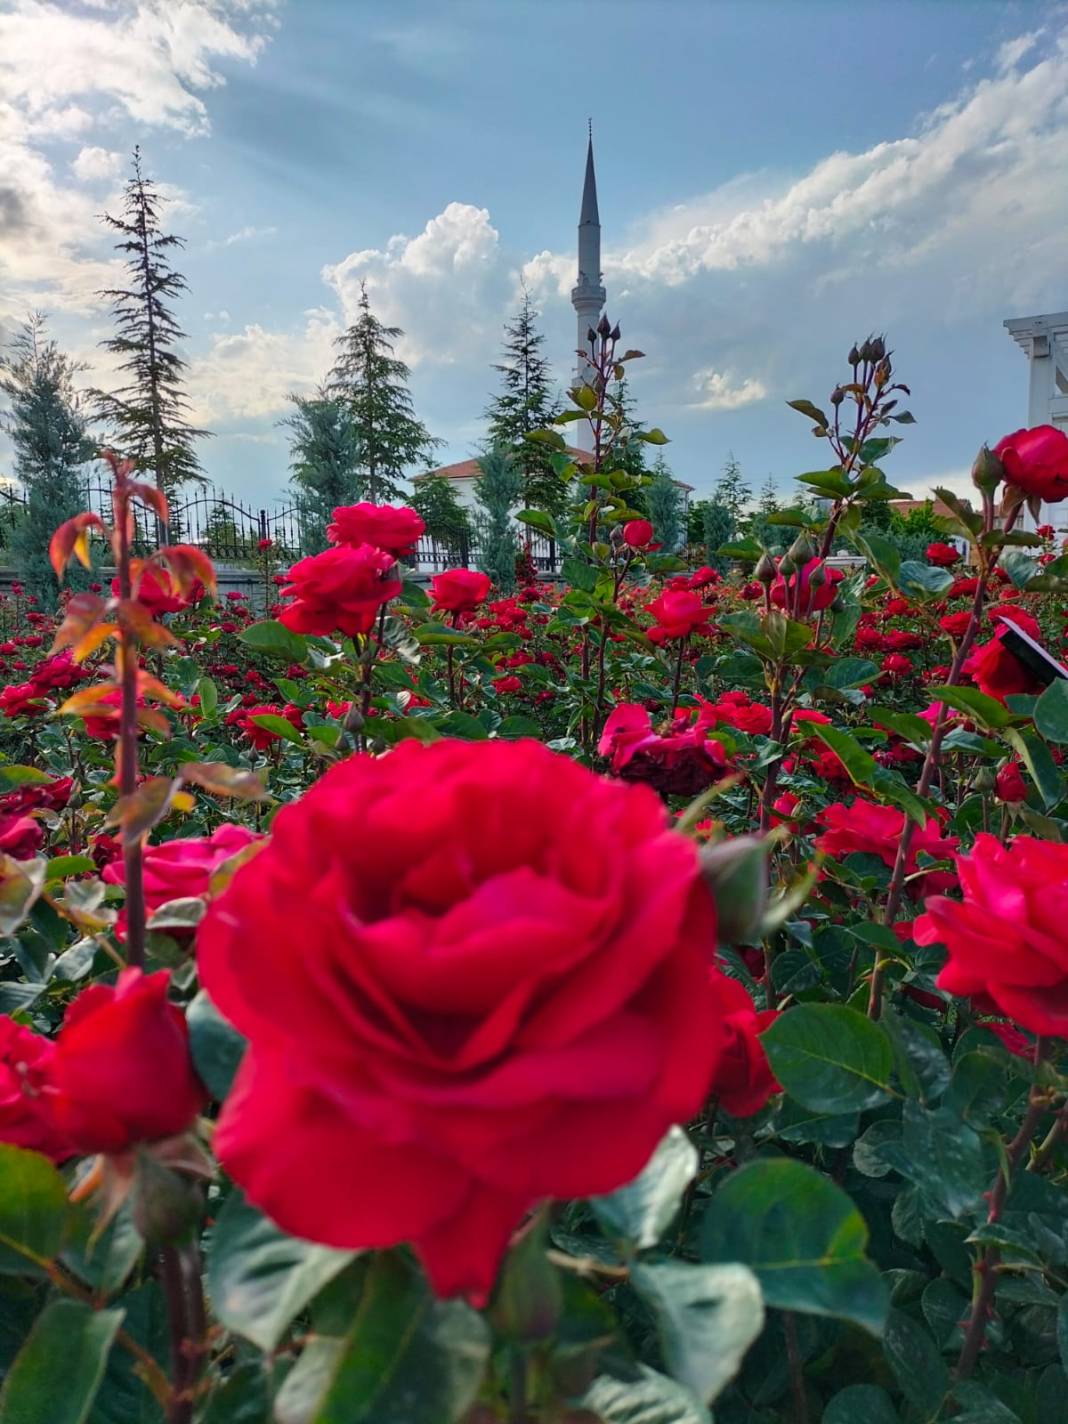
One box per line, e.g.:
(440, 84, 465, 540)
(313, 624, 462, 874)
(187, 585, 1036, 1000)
(889, 497, 959, 518)
(415, 448, 693, 491)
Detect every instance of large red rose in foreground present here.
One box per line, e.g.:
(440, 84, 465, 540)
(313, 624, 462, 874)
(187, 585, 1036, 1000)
(327, 502, 425, 556)
(278, 543, 402, 636)
(916, 834, 1068, 1037)
(198, 739, 727, 1301)
(993, 425, 1068, 504)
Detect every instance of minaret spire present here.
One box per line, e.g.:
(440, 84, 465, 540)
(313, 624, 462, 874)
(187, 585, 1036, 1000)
(571, 124, 607, 449)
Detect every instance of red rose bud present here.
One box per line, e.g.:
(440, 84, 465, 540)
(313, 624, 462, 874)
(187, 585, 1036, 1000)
(48, 970, 206, 1154)
(993, 425, 1068, 504)
(623, 519, 654, 550)
(995, 761, 1028, 804)
(707, 975, 779, 1117)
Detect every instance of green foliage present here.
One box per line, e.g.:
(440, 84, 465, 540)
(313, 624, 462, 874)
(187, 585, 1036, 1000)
(409, 473, 472, 563)
(713, 452, 752, 526)
(95, 147, 206, 496)
(485, 289, 562, 513)
(0, 316, 94, 605)
(329, 283, 439, 502)
(647, 454, 682, 554)
(474, 446, 522, 593)
(283, 386, 364, 551)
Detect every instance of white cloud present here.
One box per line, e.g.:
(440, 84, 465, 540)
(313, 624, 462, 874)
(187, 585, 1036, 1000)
(185, 307, 341, 425)
(223, 224, 276, 246)
(997, 31, 1042, 72)
(690, 368, 768, 411)
(71, 145, 124, 182)
(324, 202, 516, 367)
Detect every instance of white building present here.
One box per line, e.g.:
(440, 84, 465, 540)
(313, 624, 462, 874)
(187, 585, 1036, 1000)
(1004, 311, 1068, 529)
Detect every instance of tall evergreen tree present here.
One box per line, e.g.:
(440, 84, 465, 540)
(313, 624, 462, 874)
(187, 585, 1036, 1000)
(485, 289, 560, 512)
(0, 315, 95, 605)
(713, 452, 752, 528)
(282, 387, 363, 553)
(757, 473, 780, 515)
(611, 374, 649, 480)
(474, 447, 522, 593)
(409, 474, 472, 564)
(96, 147, 206, 501)
(329, 284, 438, 503)
(647, 453, 682, 554)
(700, 501, 734, 572)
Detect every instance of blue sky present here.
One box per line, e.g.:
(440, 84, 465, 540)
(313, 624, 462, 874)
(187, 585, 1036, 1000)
(2, 0, 1067, 507)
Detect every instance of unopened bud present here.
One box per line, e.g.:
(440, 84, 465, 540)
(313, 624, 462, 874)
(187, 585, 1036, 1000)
(848, 345, 861, 366)
(609, 523, 625, 547)
(777, 553, 797, 578)
(754, 552, 777, 584)
(610, 322, 621, 341)
(586, 326, 597, 345)
(868, 335, 886, 361)
(807, 562, 827, 590)
(971, 444, 1004, 495)
(132, 1153, 201, 1247)
(857, 338, 873, 363)
(787, 533, 814, 565)
(874, 358, 891, 388)
(699, 835, 769, 945)
(973, 767, 997, 793)
(597, 313, 611, 338)
(830, 386, 845, 406)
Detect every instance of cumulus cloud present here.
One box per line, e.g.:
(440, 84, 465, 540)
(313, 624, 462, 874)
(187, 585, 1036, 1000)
(70, 145, 124, 182)
(323, 202, 517, 367)
(690, 369, 768, 411)
(185, 307, 341, 426)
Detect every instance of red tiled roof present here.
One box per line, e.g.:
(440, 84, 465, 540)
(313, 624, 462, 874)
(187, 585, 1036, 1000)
(415, 448, 693, 491)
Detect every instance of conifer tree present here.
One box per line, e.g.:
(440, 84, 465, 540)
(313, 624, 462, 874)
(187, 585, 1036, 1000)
(409, 474, 472, 564)
(329, 284, 438, 503)
(96, 147, 206, 502)
(475, 447, 522, 593)
(282, 387, 363, 552)
(0, 315, 94, 604)
(485, 289, 560, 512)
(647, 452, 682, 554)
(757, 473, 780, 515)
(713, 452, 752, 527)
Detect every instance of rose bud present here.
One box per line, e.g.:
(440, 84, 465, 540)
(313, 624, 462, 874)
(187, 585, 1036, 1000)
(623, 519, 654, 550)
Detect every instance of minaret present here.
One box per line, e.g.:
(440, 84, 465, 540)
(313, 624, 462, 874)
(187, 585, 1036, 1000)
(571, 124, 606, 448)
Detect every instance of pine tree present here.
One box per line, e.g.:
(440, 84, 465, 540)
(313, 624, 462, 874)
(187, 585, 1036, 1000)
(757, 473, 780, 515)
(204, 502, 255, 563)
(713, 452, 752, 527)
(282, 387, 363, 552)
(647, 453, 682, 554)
(611, 374, 649, 480)
(0, 315, 95, 605)
(96, 147, 206, 503)
(329, 284, 438, 503)
(485, 289, 560, 512)
(409, 474, 472, 565)
(701, 502, 734, 573)
(474, 447, 522, 592)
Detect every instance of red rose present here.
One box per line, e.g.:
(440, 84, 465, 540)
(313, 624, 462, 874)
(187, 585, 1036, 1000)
(493, 675, 522, 695)
(881, 653, 912, 678)
(430, 568, 492, 614)
(708, 975, 779, 1117)
(103, 824, 262, 939)
(226, 703, 290, 751)
(47, 969, 206, 1154)
(623, 519, 654, 550)
(939, 611, 972, 638)
(688, 566, 719, 589)
(916, 834, 1068, 1036)
(279, 544, 401, 637)
(699, 692, 773, 738)
(926, 542, 960, 567)
(815, 798, 958, 894)
(770, 557, 844, 615)
(257, 537, 274, 552)
(963, 623, 1047, 703)
(112, 565, 204, 617)
(599, 704, 728, 797)
(994, 425, 1068, 504)
(0, 1018, 74, 1162)
(994, 762, 1028, 803)
(0, 683, 47, 718)
(0, 813, 43, 860)
(645, 590, 711, 640)
(198, 739, 727, 1302)
(327, 503, 426, 557)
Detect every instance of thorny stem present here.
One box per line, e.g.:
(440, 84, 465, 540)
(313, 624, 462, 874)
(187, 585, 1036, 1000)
(955, 1039, 1051, 1381)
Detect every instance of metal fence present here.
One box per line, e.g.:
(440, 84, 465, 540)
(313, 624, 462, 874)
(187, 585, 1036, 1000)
(0, 481, 562, 576)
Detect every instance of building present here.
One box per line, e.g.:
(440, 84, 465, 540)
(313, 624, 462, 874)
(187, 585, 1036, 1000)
(1004, 311, 1068, 530)
(415, 132, 692, 516)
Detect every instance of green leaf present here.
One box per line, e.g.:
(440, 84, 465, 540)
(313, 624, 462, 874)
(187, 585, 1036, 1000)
(577, 1367, 710, 1424)
(631, 1261, 764, 1405)
(1000, 549, 1040, 589)
(1058, 1293, 1068, 1374)
(207, 1189, 355, 1353)
(589, 1126, 697, 1252)
(796, 468, 853, 499)
(44, 854, 96, 882)
(882, 1307, 949, 1417)
(0, 1145, 71, 1273)
(807, 724, 876, 787)
(274, 1253, 489, 1424)
(1006, 727, 1065, 810)
(851, 530, 901, 584)
(0, 1300, 122, 1424)
(816, 658, 880, 691)
(516, 509, 557, 537)
(901, 1103, 985, 1217)
(1035, 679, 1068, 744)
(823, 1385, 899, 1424)
(699, 1158, 888, 1334)
(786, 398, 830, 429)
(187, 990, 246, 1102)
(412, 623, 479, 648)
(933, 486, 983, 537)
(239, 620, 308, 662)
(496, 715, 541, 738)
(0, 764, 54, 790)
(641, 427, 670, 445)
(899, 560, 954, 599)
(930, 684, 1012, 730)
(869, 705, 932, 745)
(249, 713, 302, 745)
(195, 676, 218, 718)
(761, 1004, 895, 1114)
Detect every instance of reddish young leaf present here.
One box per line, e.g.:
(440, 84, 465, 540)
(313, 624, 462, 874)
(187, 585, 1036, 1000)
(156, 544, 218, 598)
(51, 592, 108, 657)
(179, 762, 270, 800)
(49, 513, 106, 580)
(127, 481, 170, 523)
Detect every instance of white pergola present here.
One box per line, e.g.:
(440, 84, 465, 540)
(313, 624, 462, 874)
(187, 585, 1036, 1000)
(1004, 311, 1068, 529)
